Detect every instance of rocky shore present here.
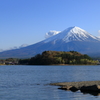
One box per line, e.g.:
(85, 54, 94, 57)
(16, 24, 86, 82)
(50, 81, 100, 96)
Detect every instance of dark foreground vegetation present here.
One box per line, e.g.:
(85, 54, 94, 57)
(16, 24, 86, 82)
(20, 51, 98, 65)
(0, 51, 99, 65)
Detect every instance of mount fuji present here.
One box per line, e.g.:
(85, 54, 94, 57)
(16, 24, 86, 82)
(44, 26, 100, 42)
(0, 26, 100, 58)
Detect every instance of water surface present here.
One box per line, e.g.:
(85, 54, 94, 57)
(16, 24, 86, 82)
(0, 65, 100, 100)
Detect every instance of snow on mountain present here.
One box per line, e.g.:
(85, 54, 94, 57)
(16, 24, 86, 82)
(0, 26, 100, 58)
(45, 30, 61, 38)
(44, 26, 100, 43)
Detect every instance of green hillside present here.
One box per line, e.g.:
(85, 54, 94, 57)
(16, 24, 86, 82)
(27, 51, 98, 65)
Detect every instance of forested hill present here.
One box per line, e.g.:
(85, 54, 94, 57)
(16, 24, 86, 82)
(26, 51, 98, 65)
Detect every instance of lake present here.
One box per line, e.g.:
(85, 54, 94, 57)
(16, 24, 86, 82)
(0, 65, 100, 100)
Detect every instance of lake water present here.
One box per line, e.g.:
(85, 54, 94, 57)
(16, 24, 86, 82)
(1, 65, 100, 100)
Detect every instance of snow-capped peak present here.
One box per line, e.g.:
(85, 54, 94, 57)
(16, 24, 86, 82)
(62, 26, 99, 42)
(44, 26, 100, 43)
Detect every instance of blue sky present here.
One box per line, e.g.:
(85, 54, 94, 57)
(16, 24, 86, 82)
(0, 0, 100, 50)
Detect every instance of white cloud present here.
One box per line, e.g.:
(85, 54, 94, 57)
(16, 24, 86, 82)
(98, 30, 100, 33)
(98, 30, 100, 38)
(19, 44, 29, 48)
(45, 30, 61, 38)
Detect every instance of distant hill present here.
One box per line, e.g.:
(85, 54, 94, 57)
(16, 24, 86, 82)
(0, 26, 100, 58)
(19, 51, 98, 65)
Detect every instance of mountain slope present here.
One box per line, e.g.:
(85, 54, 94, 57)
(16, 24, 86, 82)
(0, 26, 100, 58)
(44, 26, 100, 43)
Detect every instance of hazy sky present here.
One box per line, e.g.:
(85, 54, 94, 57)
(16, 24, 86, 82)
(1, 0, 100, 50)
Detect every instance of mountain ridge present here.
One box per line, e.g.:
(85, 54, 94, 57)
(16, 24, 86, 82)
(44, 26, 100, 43)
(0, 26, 100, 58)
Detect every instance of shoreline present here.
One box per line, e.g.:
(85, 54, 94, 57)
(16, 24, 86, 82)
(50, 81, 100, 96)
(50, 80, 100, 87)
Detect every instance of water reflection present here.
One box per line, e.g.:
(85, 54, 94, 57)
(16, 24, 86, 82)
(59, 87, 100, 97)
(81, 90, 100, 96)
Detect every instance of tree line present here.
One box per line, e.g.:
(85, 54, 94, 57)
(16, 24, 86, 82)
(19, 51, 98, 65)
(0, 51, 98, 65)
